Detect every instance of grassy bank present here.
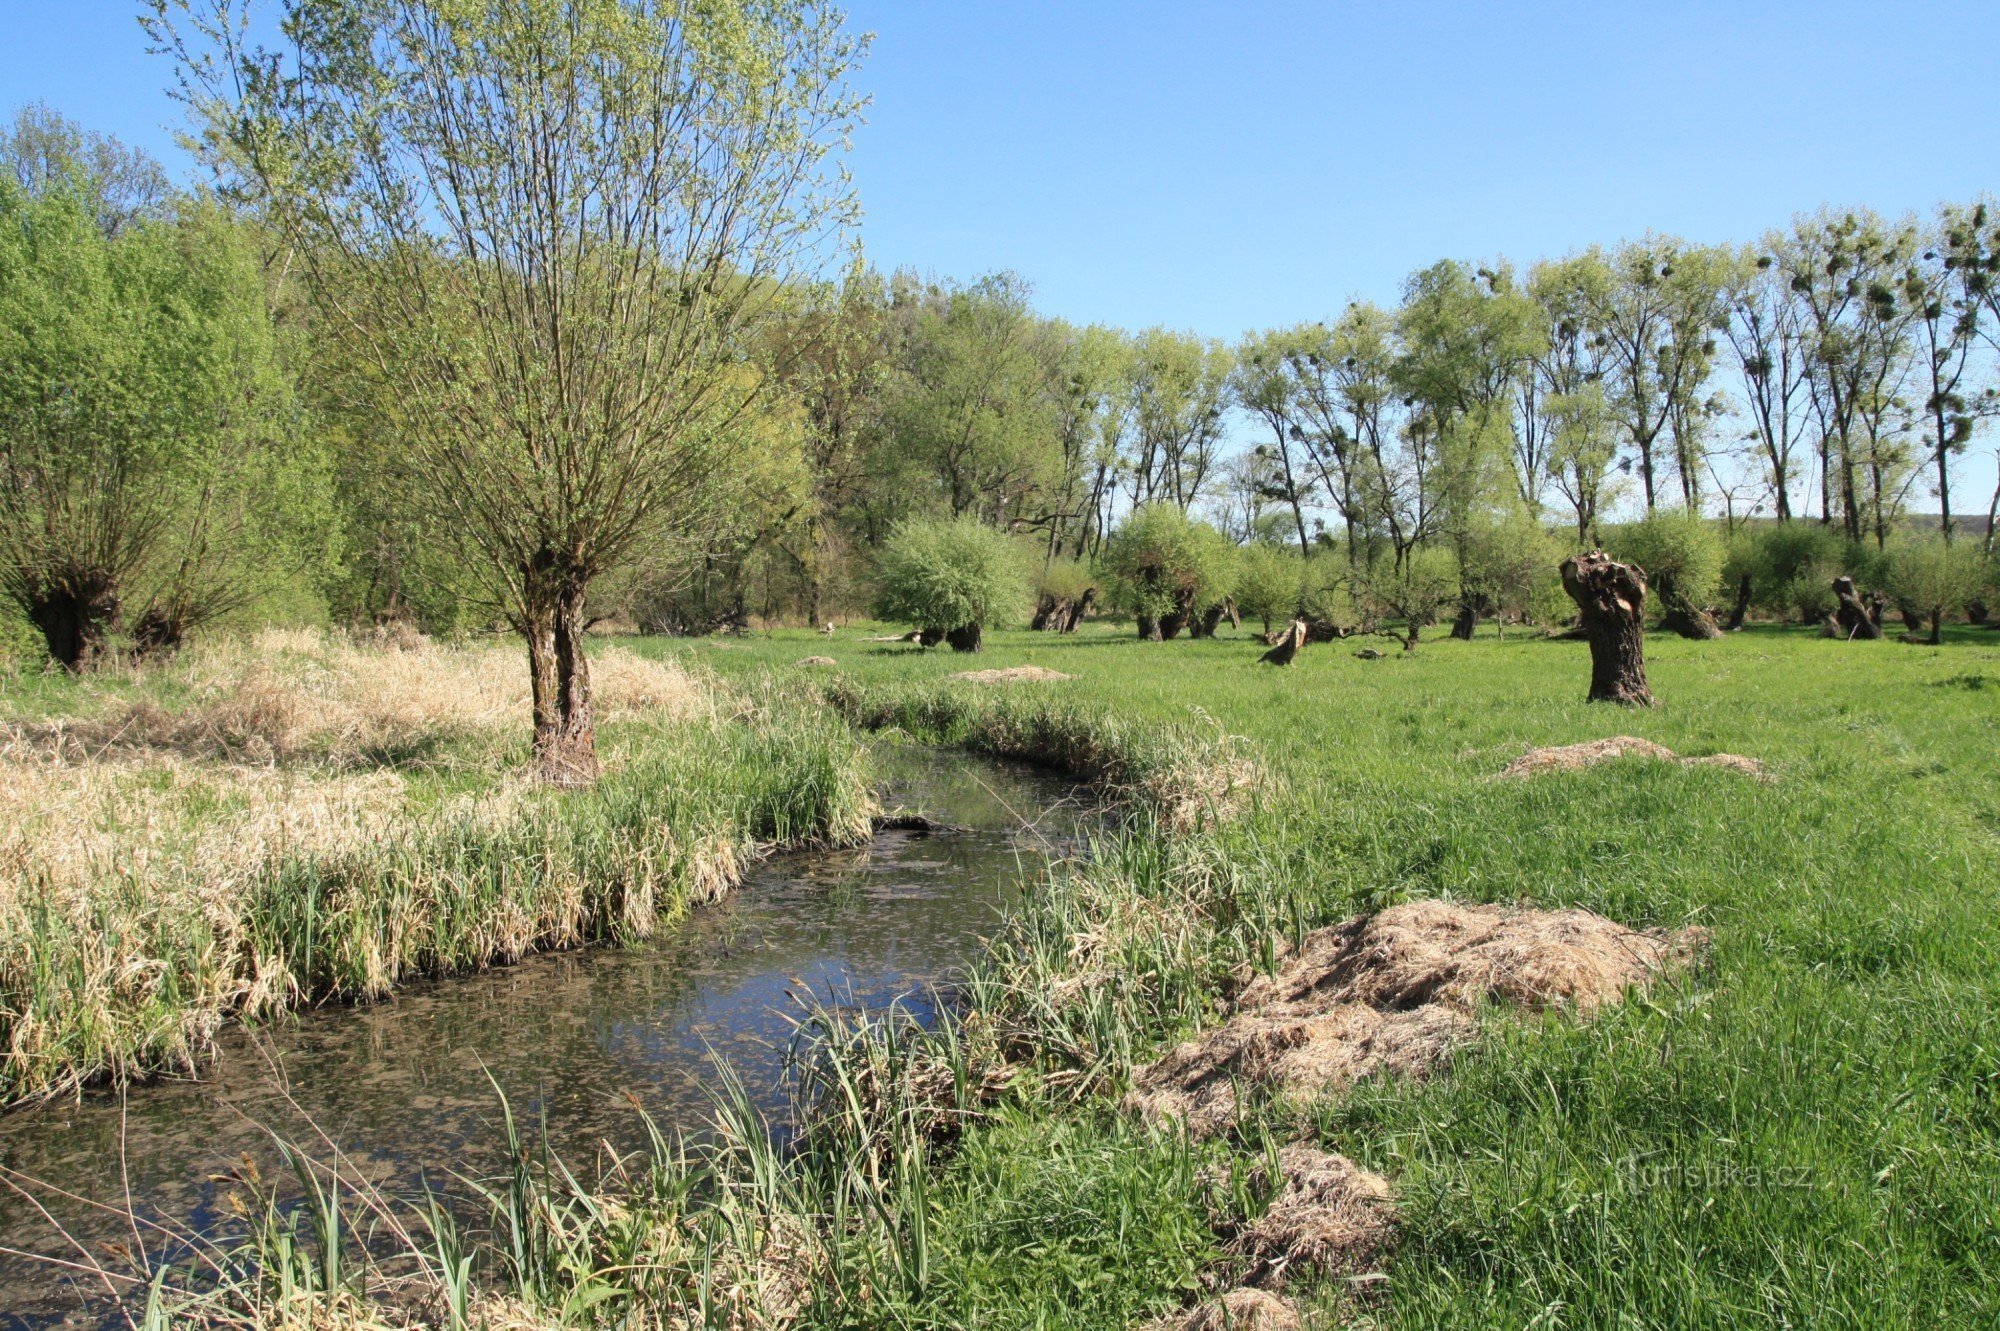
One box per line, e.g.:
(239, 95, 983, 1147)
(104, 618, 2000, 1327)
(657, 621, 1999, 1328)
(0, 630, 875, 1106)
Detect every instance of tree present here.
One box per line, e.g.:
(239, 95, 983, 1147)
(1122, 329, 1232, 510)
(1102, 505, 1233, 640)
(1610, 509, 1726, 639)
(155, 0, 865, 782)
(1234, 544, 1305, 634)
(1358, 544, 1457, 651)
(1910, 205, 1995, 539)
(1724, 244, 1813, 522)
(1783, 210, 1922, 545)
(0, 156, 308, 668)
(1881, 535, 1985, 644)
(1233, 326, 1315, 555)
(1392, 260, 1543, 638)
(874, 516, 1027, 651)
(1561, 550, 1654, 705)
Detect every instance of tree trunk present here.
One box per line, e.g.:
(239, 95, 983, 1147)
(1449, 600, 1478, 641)
(1928, 610, 1943, 646)
(919, 627, 946, 647)
(946, 622, 983, 653)
(1724, 573, 1752, 631)
(130, 605, 185, 662)
(1158, 587, 1195, 640)
(523, 553, 599, 785)
(1029, 593, 1056, 632)
(1136, 612, 1161, 641)
(26, 570, 120, 672)
(1259, 619, 1307, 665)
(1060, 588, 1095, 633)
(1559, 550, 1655, 705)
(1194, 602, 1227, 639)
(1830, 576, 1881, 641)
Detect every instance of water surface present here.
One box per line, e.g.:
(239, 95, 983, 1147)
(0, 746, 1085, 1327)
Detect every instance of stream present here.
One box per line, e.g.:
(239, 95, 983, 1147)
(0, 746, 1088, 1328)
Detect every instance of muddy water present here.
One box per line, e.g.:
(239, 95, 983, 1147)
(0, 747, 1088, 1328)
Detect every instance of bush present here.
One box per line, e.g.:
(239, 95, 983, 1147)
(1746, 522, 1849, 622)
(1235, 545, 1306, 633)
(1881, 536, 1987, 643)
(873, 516, 1028, 651)
(1609, 510, 1725, 631)
(1101, 506, 1234, 639)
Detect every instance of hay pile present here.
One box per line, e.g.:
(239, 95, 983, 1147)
(949, 665, 1073, 684)
(1126, 900, 1704, 1136)
(797, 655, 838, 667)
(1145, 1288, 1304, 1330)
(1497, 736, 1767, 780)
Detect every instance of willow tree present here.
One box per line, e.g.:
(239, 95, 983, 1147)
(152, 0, 864, 781)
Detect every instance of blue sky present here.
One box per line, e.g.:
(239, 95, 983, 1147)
(4, 0, 1999, 504)
(8, 0, 1998, 336)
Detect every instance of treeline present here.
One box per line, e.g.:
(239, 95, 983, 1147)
(4, 104, 1998, 677)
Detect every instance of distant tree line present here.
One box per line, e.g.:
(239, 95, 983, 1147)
(3, 0, 1998, 771)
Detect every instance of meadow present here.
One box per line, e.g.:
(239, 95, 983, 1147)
(631, 618, 2000, 1329)
(4, 618, 1996, 1329)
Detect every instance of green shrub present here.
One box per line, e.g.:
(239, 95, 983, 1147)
(1609, 509, 1725, 623)
(1101, 506, 1235, 638)
(1235, 544, 1306, 632)
(1747, 522, 1849, 622)
(874, 516, 1029, 649)
(1881, 535, 1987, 642)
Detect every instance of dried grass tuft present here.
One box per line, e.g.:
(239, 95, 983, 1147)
(1127, 900, 1704, 1135)
(1497, 736, 1768, 780)
(949, 665, 1073, 684)
(1143, 1287, 1304, 1331)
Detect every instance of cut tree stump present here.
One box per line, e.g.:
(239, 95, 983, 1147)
(1830, 576, 1881, 640)
(1559, 550, 1655, 706)
(1260, 619, 1308, 666)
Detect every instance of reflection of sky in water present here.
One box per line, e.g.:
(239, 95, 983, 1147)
(0, 747, 1087, 1329)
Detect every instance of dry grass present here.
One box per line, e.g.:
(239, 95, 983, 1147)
(1496, 735, 1769, 781)
(948, 665, 1074, 684)
(5, 628, 711, 767)
(0, 631, 868, 1104)
(1126, 900, 1705, 1135)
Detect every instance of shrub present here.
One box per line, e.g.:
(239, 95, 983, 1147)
(1747, 522, 1849, 622)
(1234, 545, 1306, 633)
(1881, 536, 1987, 643)
(874, 516, 1029, 652)
(1101, 506, 1234, 639)
(1609, 509, 1725, 632)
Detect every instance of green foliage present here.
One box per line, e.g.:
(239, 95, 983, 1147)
(1233, 544, 1306, 631)
(1101, 506, 1234, 621)
(1881, 535, 1987, 639)
(1747, 522, 1852, 621)
(0, 159, 318, 662)
(1610, 509, 1726, 613)
(1034, 554, 1097, 604)
(874, 516, 1029, 634)
(1463, 507, 1567, 625)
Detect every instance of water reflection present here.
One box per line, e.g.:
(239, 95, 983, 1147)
(0, 746, 1086, 1328)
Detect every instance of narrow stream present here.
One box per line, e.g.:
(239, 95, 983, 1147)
(0, 747, 1088, 1328)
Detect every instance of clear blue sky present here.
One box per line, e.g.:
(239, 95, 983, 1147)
(7, 0, 1997, 337)
(4, 0, 1999, 506)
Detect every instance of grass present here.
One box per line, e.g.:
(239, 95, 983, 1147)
(23, 616, 2000, 1327)
(0, 629, 876, 1105)
(649, 619, 2000, 1328)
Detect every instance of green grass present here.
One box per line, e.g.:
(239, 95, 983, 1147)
(125, 618, 2000, 1328)
(632, 619, 2000, 1328)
